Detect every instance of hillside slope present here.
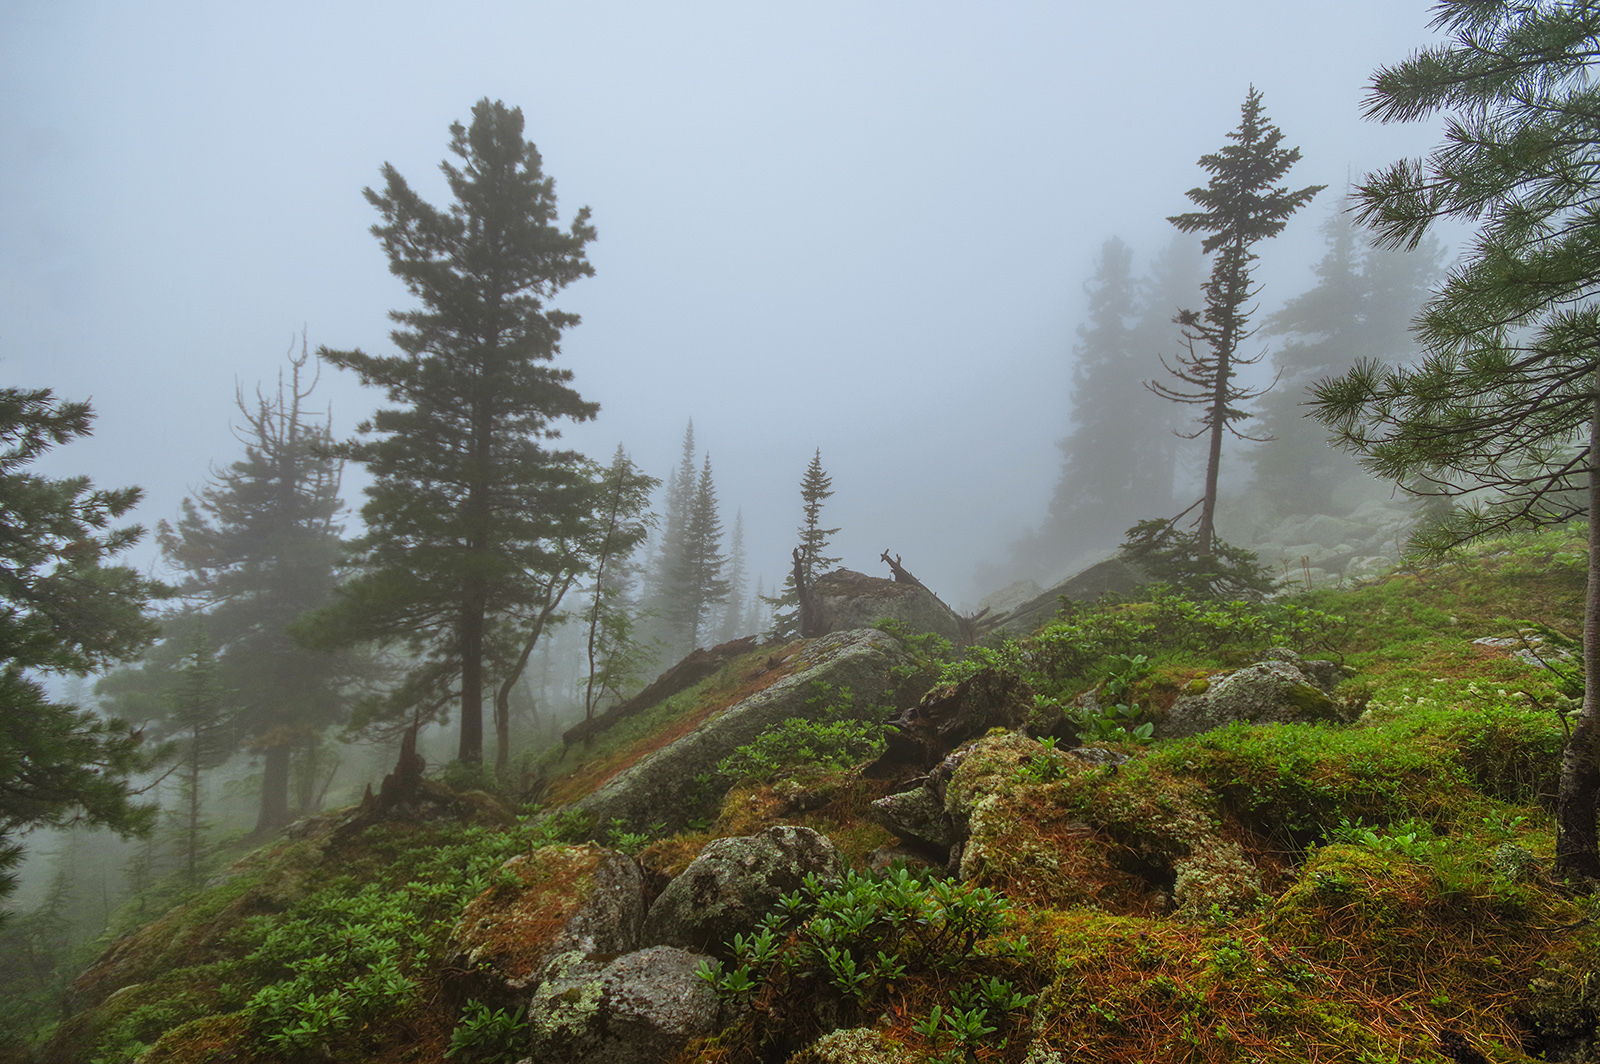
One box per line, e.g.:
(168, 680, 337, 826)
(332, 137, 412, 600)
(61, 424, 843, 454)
(25, 526, 1600, 1064)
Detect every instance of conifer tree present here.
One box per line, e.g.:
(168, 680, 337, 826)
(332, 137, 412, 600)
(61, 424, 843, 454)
(139, 342, 352, 832)
(770, 449, 842, 638)
(307, 99, 599, 765)
(1248, 203, 1442, 513)
(1311, 0, 1600, 878)
(1152, 87, 1325, 559)
(662, 456, 729, 654)
(1047, 238, 1181, 555)
(0, 388, 160, 909)
(718, 509, 748, 641)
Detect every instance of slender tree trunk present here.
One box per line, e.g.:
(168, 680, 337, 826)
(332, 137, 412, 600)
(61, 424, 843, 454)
(255, 743, 292, 834)
(1556, 373, 1600, 881)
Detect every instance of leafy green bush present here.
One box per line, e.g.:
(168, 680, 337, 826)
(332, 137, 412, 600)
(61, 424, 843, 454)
(698, 866, 1026, 1059)
(447, 1000, 528, 1063)
(717, 683, 887, 782)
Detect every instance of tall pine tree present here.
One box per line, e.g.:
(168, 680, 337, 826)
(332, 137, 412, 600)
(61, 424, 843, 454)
(308, 99, 599, 765)
(1153, 86, 1325, 559)
(1047, 238, 1181, 557)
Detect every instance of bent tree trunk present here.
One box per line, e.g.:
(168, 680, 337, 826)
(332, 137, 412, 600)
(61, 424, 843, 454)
(1556, 377, 1600, 881)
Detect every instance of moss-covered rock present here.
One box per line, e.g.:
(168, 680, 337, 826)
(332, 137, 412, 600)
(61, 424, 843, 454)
(563, 629, 916, 835)
(449, 843, 645, 998)
(1158, 653, 1350, 739)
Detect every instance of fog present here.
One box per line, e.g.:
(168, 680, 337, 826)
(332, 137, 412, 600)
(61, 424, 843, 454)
(3, 1, 1448, 606)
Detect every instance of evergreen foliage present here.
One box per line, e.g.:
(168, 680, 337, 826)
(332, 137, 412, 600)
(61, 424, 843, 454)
(770, 449, 842, 639)
(580, 446, 658, 719)
(1153, 86, 1325, 558)
(662, 455, 730, 654)
(717, 509, 749, 643)
(0, 388, 161, 909)
(123, 343, 353, 833)
(1309, 0, 1600, 879)
(308, 99, 600, 765)
(1248, 203, 1443, 513)
(1048, 238, 1181, 554)
(166, 625, 231, 885)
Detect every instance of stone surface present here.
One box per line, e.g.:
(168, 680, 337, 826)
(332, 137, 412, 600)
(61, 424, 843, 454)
(1156, 650, 1351, 739)
(812, 568, 962, 642)
(449, 844, 646, 995)
(642, 825, 845, 957)
(526, 945, 720, 1064)
(868, 783, 959, 852)
(562, 628, 916, 834)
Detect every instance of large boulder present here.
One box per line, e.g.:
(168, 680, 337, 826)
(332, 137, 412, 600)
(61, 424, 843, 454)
(642, 825, 845, 957)
(812, 568, 961, 642)
(563, 628, 916, 835)
(1156, 648, 1352, 739)
(526, 945, 721, 1064)
(449, 844, 646, 998)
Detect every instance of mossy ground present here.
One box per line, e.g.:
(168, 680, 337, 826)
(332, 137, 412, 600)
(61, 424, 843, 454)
(34, 526, 1600, 1064)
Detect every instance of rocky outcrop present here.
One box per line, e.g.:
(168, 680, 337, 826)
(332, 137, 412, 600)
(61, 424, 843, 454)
(812, 568, 962, 642)
(862, 667, 1037, 782)
(449, 844, 647, 998)
(992, 558, 1150, 637)
(642, 825, 845, 957)
(1155, 648, 1351, 739)
(526, 945, 721, 1064)
(562, 628, 916, 835)
(562, 636, 759, 749)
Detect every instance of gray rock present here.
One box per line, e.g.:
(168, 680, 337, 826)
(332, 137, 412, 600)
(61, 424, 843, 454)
(563, 628, 915, 835)
(526, 945, 720, 1064)
(1158, 655, 1351, 739)
(868, 783, 959, 851)
(642, 825, 845, 957)
(812, 568, 961, 642)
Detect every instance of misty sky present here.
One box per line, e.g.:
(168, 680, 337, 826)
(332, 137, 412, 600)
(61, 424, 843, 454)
(2, 1, 1452, 607)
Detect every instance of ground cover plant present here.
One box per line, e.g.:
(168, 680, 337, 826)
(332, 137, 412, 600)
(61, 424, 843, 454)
(21, 525, 1600, 1064)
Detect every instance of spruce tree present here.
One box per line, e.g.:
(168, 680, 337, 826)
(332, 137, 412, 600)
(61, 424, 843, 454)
(718, 509, 748, 642)
(580, 447, 657, 718)
(663, 456, 729, 653)
(1310, 0, 1600, 878)
(308, 99, 599, 764)
(1248, 203, 1442, 513)
(0, 388, 160, 908)
(147, 342, 352, 832)
(1047, 238, 1180, 556)
(770, 449, 842, 638)
(1153, 87, 1325, 558)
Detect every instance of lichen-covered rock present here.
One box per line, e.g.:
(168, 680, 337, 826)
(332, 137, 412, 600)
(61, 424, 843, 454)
(786, 1025, 916, 1063)
(564, 628, 916, 835)
(1157, 652, 1350, 739)
(449, 844, 646, 995)
(812, 568, 961, 642)
(1170, 836, 1262, 915)
(642, 825, 845, 957)
(868, 783, 958, 852)
(527, 945, 720, 1064)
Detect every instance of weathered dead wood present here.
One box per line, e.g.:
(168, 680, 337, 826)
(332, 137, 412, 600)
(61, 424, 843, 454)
(879, 549, 1006, 646)
(861, 667, 1037, 783)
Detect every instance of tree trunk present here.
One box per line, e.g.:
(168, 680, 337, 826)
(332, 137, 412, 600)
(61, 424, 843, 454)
(459, 604, 485, 764)
(255, 742, 292, 834)
(1556, 376, 1600, 881)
